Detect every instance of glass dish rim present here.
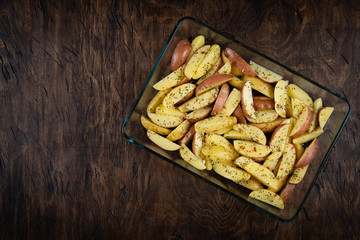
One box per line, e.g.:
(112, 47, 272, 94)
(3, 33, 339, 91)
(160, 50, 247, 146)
(122, 16, 352, 222)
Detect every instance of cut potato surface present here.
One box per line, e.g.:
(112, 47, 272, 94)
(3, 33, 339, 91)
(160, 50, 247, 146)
(148, 113, 184, 128)
(153, 65, 186, 90)
(184, 45, 210, 79)
(249, 189, 285, 209)
(147, 130, 180, 151)
(212, 161, 251, 182)
(234, 140, 271, 158)
(141, 115, 172, 135)
(250, 61, 283, 83)
(163, 83, 196, 108)
(195, 116, 237, 133)
(179, 144, 206, 170)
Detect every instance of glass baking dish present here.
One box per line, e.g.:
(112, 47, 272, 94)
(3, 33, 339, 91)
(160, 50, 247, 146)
(122, 17, 351, 222)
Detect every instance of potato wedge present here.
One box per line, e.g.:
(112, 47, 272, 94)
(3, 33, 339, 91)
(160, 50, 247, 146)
(179, 144, 206, 170)
(309, 98, 323, 132)
(201, 145, 236, 162)
(147, 89, 171, 115)
(234, 140, 271, 158)
(234, 157, 280, 191)
(190, 35, 205, 55)
(285, 94, 292, 117)
(241, 81, 256, 119)
(192, 132, 206, 157)
(155, 104, 186, 117)
(293, 142, 304, 161)
(232, 105, 247, 124)
(197, 57, 223, 85)
(171, 40, 192, 72)
(192, 44, 221, 79)
(248, 117, 285, 133)
(224, 48, 256, 77)
(148, 113, 184, 128)
(250, 61, 283, 83)
(195, 74, 234, 96)
(276, 143, 296, 178)
(217, 88, 241, 116)
(262, 151, 282, 172)
(291, 97, 306, 119)
(212, 161, 251, 182)
(185, 105, 212, 123)
(153, 65, 186, 90)
(287, 84, 314, 111)
(147, 130, 180, 151)
(217, 62, 231, 75)
(292, 127, 324, 144)
(249, 189, 284, 209)
(289, 165, 309, 184)
(246, 109, 279, 124)
(236, 177, 264, 191)
(279, 182, 295, 204)
(228, 77, 244, 90)
(253, 96, 275, 111)
(206, 125, 234, 135)
(242, 75, 274, 99)
(269, 124, 289, 153)
(233, 123, 267, 145)
(221, 50, 244, 76)
(205, 134, 239, 157)
(177, 125, 195, 145)
(163, 83, 196, 108)
(194, 116, 237, 133)
(141, 115, 172, 135)
(223, 129, 252, 140)
(166, 120, 191, 141)
(211, 83, 230, 116)
(295, 138, 319, 168)
(181, 88, 218, 111)
(318, 107, 334, 129)
(184, 45, 210, 79)
(289, 105, 313, 138)
(274, 80, 288, 118)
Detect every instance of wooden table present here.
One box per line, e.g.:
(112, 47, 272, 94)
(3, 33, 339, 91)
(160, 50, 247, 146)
(0, 0, 359, 239)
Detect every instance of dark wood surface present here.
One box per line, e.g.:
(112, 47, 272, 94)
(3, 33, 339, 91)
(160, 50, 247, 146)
(0, 0, 359, 239)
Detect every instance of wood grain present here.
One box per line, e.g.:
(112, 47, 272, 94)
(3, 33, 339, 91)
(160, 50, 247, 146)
(0, 0, 359, 239)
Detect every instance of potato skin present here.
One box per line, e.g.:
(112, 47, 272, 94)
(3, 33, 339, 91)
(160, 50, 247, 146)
(224, 48, 256, 77)
(211, 83, 230, 116)
(295, 138, 319, 168)
(232, 105, 247, 124)
(253, 96, 275, 111)
(171, 39, 192, 71)
(177, 125, 195, 145)
(280, 182, 295, 204)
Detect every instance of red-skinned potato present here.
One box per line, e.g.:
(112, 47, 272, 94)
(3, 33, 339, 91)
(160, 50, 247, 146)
(289, 105, 313, 138)
(232, 105, 247, 124)
(195, 74, 233, 96)
(177, 125, 195, 145)
(171, 39, 192, 72)
(241, 81, 256, 119)
(253, 96, 275, 111)
(295, 138, 319, 168)
(185, 105, 212, 123)
(280, 182, 295, 204)
(211, 83, 230, 116)
(224, 48, 256, 77)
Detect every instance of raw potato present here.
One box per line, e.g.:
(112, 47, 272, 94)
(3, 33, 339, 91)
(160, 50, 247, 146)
(148, 113, 184, 128)
(276, 143, 296, 178)
(242, 75, 274, 99)
(291, 97, 306, 119)
(221, 50, 243, 76)
(194, 116, 237, 133)
(285, 94, 292, 117)
(217, 88, 241, 116)
(262, 151, 282, 172)
(163, 83, 196, 108)
(295, 138, 319, 168)
(233, 123, 267, 145)
(156, 104, 186, 117)
(153, 65, 186, 90)
(181, 88, 218, 111)
(235, 157, 281, 191)
(184, 45, 210, 79)
(236, 177, 264, 191)
(223, 130, 252, 141)
(179, 144, 206, 170)
(192, 132, 206, 157)
(147, 89, 171, 115)
(287, 84, 314, 111)
(201, 145, 236, 162)
(190, 35, 205, 55)
(197, 57, 223, 85)
(318, 107, 334, 129)
(192, 44, 221, 79)
(224, 48, 256, 77)
(269, 124, 290, 153)
(177, 125, 195, 145)
(185, 105, 212, 123)
(141, 115, 172, 135)
(249, 189, 285, 209)
(250, 61, 283, 83)
(279, 182, 295, 204)
(292, 127, 324, 144)
(205, 134, 239, 157)
(232, 105, 247, 124)
(309, 98, 323, 132)
(195, 74, 234, 96)
(213, 161, 251, 182)
(253, 96, 275, 111)
(289, 105, 313, 138)
(166, 120, 191, 141)
(233, 140, 271, 158)
(217, 62, 231, 74)
(147, 130, 180, 151)
(207, 125, 233, 135)
(289, 165, 309, 184)
(241, 81, 256, 119)
(211, 83, 230, 116)
(228, 77, 244, 90)
(249, 117, 285, 133)
(171, 40, 192, 72)
(246, 109, 279, 124)
(274, 80, 288, 117)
